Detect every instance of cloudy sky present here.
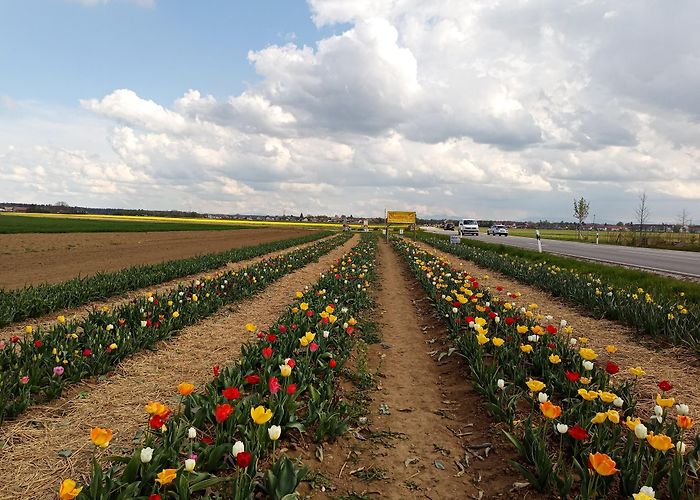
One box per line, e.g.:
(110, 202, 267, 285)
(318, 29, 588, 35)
(1, 0, 699, 223)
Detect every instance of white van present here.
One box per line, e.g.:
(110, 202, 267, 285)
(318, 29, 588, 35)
(459, 218, 480, 236)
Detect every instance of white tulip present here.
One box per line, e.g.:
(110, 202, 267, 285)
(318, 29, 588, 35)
(452, 307, 458, 313)
(569, 338, 577, 346)
(613, 397, 624, 408)
(185, 458, 196, 472)
(638, 486, 655, 498)
(188, 427, 197, 439)
(556, 423, 569, 434)
(468, 321, 475, 328)
(676, 441, 687, 454)
(676, 403, 690, 415)
(148, 296, 154, 303)
(140, 320, 147, 327)
(485, 302, 490, 307)
(582, 361, 594, 371)
(654, 405, 663, 417)
(268, 425, 282, 441)
(140, 447, 154, 463)
(494, 317, 500, 324)
(538, 392, 549, 403)
(634, 423, 648, 439)
(323, 330, 330, 339)
(232, 441, 245, 457)
(497, 379, 505, 390)
(560, 319, 567, 327)
(545, 315, 553, 321)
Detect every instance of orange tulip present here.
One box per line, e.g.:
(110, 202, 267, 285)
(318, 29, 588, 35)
(540, 401, 562, 419)
(178, 382, 195, 396)
(646, 432, 674, 452)
(59, 479, 82, 500)
(588, 452, 619, 476)
(145, 401, 169, 416)
(677, 415, 694, 430)
(90, 427, 113, 448)
(156, 468, 177, 485)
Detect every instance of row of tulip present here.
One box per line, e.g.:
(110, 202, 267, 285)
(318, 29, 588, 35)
(392, 237, 699, 499)
(0, 231, 331, 327)
(59, 234, 378, 499)
(418, 234, 700, 353)
(0, 233, 350, 424)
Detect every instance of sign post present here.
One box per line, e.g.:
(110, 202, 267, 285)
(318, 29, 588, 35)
(387, 211, 417, 241)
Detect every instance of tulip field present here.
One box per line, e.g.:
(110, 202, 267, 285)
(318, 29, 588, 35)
(0, 228, 698, 499)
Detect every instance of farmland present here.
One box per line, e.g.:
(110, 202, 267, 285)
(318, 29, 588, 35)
(0, 225, 698, 499)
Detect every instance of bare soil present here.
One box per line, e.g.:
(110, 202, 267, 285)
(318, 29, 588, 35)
(0, 228, 309, 289)
(414, 240, 700, 419)
(294, 240, 521, 499)
(0, 236, 357, 500)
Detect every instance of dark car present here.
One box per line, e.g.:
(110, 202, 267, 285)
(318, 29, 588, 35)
(443, 222, 455, 231)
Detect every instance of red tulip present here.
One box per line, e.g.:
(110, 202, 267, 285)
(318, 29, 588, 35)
(200, 436, 214, 445)
(505, 317, 515, 326)
(34, 340, 42, 348)
(346, 327, 355, 334)
(82, 349, 92, 357)
(215, 403, 234, 423)
(309, 342, 319, 352)
(149, 495, 161, 500)
(222, 387, 240, 400)
(568, 425, 589, 440)
(212, 365, 220, 377)
(245, 374, 261, 384)
(547, 343, 556, 349)
(605, 361, 620, 375)
(278, 325, 287, 334)
(496, 286, 504, 291)
(291, 323, 297, 330)
(488, 312, 497, 319)
(546, 325, 558, 334)
(10, 336, 19, 343)
(236, 451, 252, 468)
(149, 411, 171, 429)
(465, 316, 474, 324)
(329, 359, 337, 368)
(286, 358, 296, 369)
(266, 334, 277, 343)
(269, 377, 281, 395)
(658, 380, 673, 392)
(262, 347, 273, 359)
(306, 310, 314, 317)
(565, 370, 581, 382)
(287, 384, 297, 395)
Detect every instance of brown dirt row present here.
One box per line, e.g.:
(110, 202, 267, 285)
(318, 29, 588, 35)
(0, 235, 358, 500)
(0, 227, 309, 289)
(0, 234, 334, 339)
(413, 240, 700, 418)
(295, 240, 520, 499)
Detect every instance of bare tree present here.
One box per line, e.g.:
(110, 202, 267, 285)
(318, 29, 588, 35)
(677, 208, 691, 231)
(573, 197, 590, 239)
(635, 191, 650, 246)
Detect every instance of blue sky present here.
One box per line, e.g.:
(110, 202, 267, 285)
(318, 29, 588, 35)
(0, 0, 699, 222)
(1, 0, 342, 105)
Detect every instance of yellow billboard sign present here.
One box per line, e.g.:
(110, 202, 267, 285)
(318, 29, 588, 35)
(387, 211, 416, 224)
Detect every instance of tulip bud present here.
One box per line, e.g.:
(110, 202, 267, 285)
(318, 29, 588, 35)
(538, 392, 549, 403)
(582, 361, 594, 371)
(634, 423, 648, 439)
(556, 423, 569, 434)
(232, 441, 245, 457)
(140, 447, 154, 463)
(268, 425, 282, 441)
(654, 405, 663, 417)
(494, 317, 500, 324)
(497, 379, 505, 390)
(188, 427, 197, 439)
(676, 441, 687, 454)
(676, 403, 690, 415)
(613, 397, 624, 408)
(185, 458, 196, 472)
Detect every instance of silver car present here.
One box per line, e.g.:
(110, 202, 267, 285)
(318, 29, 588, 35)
(487, 224, 509, 236)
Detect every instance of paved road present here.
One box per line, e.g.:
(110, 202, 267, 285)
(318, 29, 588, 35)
(422, 227, 700, 279)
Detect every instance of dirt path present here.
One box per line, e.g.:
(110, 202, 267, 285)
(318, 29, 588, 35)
(0, 227, 309, 289)
(0, 234, 334, 339)
(414, 240, 700, 417)
(297, 240, 518, 499)
(0, 235, 358, 500)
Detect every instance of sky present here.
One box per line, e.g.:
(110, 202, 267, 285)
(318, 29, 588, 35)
(1, 0, 699, 224)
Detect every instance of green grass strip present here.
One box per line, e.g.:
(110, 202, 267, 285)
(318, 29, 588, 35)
(0, 232, 332, 327)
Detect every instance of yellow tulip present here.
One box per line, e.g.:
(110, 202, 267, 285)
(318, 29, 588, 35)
(656, 394, 675, 408)
(605, 345, 617, 354)
(475, 317, 487, 327)
(591, 412, 607, 424)
(492, 337, 505, 347)
(295, 291, 303, 298)
(59, 479, 82, 500)
(579, 377, 591, 385)
(245, 323, 256, 332)
(25, 325, 33, 334)
(578, 389, 599, 401)
(156, 468, 177, 485)
(579, 348, 597, 361)
(646, 432, 674, 452)
(251, 405, 273, 425)
(90, 427, 113, 448)
(516, 325, 528, 334)
(548, 354, 561, 364)
(526, 379, 546, 392)
(172, 311, 180, 318)
(145, 401, 169, 415)
(598, 391, 617, 404)
(476, 333, 489, 345)
(606, 410, 620, 424)
(629, 366, 645, 377)
(300, 302, 309, 311)
(626, 416, 642, 431)
(57, 315, 66, 324)
(280, 364, 292, 377)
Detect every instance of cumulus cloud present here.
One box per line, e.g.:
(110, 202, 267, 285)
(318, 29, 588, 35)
(3, 0, 700, 222)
